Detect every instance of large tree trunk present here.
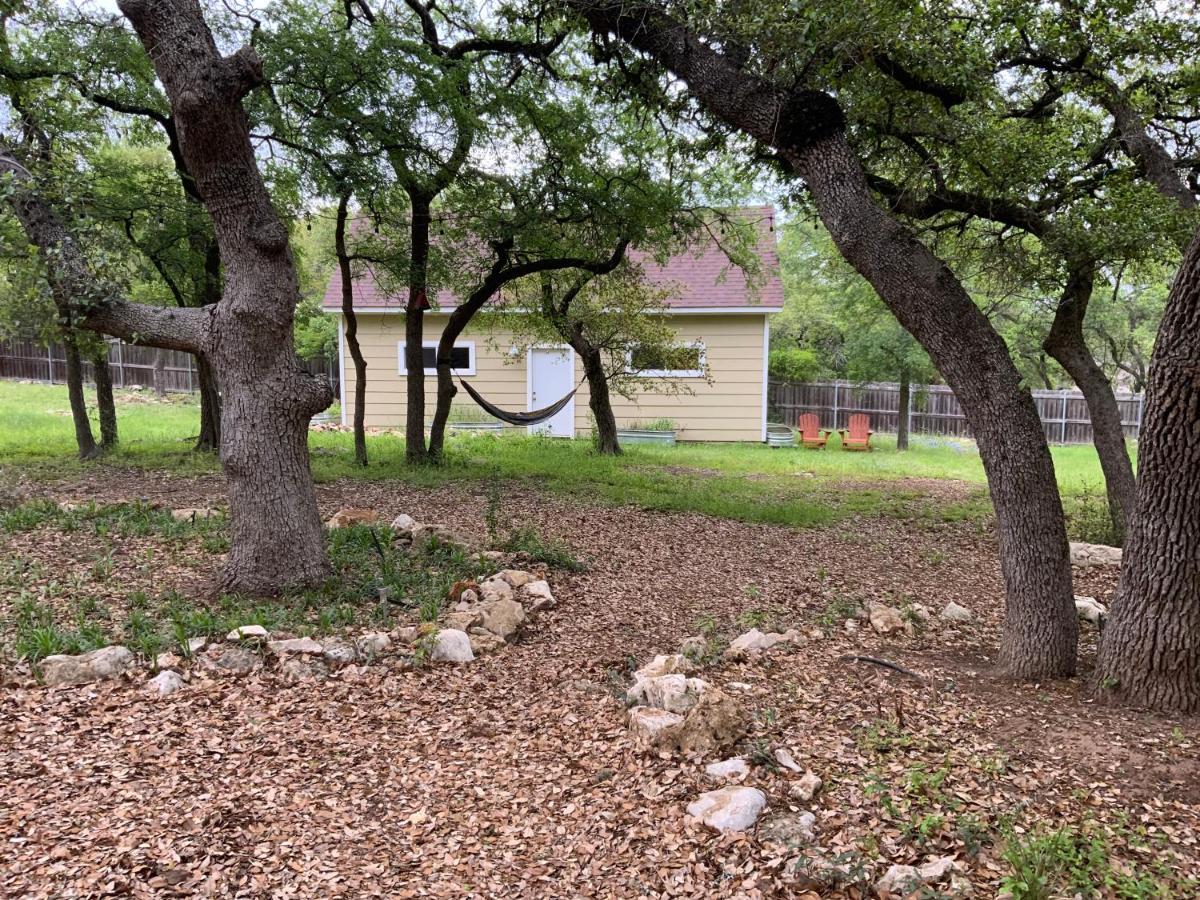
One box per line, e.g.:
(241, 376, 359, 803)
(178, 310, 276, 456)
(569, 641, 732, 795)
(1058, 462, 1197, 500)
(1043, 259, 1137, 545)
(93, 346, 118, 449)
(404, 196, 432, 464)
(1093, 226, 1200, 712)
(195, 354, 221, 451)
(578, 343, 620, 455)
(896, 369, 910, 452)
(62, 332, 99, 459)
(569, 2, 1078, 678)
(117, 0, 333, 594)
(335, 194, 368, 466)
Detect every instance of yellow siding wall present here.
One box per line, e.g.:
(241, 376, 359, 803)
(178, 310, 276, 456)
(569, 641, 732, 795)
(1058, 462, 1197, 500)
(341, 312, 768, 442)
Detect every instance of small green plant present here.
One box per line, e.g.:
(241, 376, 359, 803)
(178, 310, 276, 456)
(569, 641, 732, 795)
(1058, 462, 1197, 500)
(683, 616, 726, 666)
(1065, 486, 1121, 546)
(500, 526, 585, 572)
(737, 607, 770, 630)
(625, 418, 677, 432)
(748, 738, 779, 772)
(818, 596, 860, 627)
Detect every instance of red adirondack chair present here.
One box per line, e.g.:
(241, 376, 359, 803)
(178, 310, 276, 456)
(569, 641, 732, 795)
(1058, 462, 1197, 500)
(839, 414, 873, 451)
(797, 413, 832, 449)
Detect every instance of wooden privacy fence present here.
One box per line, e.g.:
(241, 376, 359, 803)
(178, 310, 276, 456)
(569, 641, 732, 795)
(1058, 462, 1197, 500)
(769, 379, 1145, 445)
(0, 338, 338, 396)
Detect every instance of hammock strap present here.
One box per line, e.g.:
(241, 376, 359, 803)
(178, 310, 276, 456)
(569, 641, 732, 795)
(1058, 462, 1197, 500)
(457, 377, 579, 427)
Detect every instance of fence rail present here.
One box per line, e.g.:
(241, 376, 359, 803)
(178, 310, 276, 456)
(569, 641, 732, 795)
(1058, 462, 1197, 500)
(769, 379, 1144, 445)
(0, 338, 338, 396)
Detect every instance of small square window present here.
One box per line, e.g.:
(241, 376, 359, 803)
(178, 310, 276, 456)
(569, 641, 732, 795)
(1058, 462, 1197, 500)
(626, 342, 706, 378)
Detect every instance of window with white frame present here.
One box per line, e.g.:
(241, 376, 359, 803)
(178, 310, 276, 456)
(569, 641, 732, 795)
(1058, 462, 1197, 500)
(398, 341, 476, 376)
(626, 341, 706, 378)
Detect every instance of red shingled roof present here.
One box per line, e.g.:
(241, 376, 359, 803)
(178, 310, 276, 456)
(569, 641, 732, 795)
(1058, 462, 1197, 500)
(321, 206, 784, 313)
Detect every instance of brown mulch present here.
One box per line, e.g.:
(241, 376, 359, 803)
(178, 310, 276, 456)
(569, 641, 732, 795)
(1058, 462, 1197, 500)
(1, 472, 1197, 898)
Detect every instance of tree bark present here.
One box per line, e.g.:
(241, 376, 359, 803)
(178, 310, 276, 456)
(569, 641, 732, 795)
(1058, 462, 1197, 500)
(579, 343, 621, 454)
(62, 332, 99, 459)
(194, 354, 221, 451)
(152, 348, 168, 397)
(571, 1, 1078, 678)
(404, 196, 432, 463)
(116, 0, 333, 594)
(1093, 224, 1200, 712)
(1043, 259, 1137, 545)
(93, 346, 118, 449)
(896, 369, 910, 451)
(335, 194, 368, 466)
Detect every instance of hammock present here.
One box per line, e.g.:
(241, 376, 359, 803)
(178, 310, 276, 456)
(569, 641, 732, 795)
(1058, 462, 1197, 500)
(457, 377, 578, 427)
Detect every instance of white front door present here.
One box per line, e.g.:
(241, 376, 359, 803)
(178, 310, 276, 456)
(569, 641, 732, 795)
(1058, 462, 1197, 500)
(528, 347, 575, 437)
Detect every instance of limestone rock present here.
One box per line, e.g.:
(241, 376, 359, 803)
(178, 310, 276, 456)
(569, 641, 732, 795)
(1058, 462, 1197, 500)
(411, 523, 475, 551)
(322, 643, 358, 666)
(480, 598, 525, 642)
(1069, 541, 1123, 567)
(186, 637, 207, 655)
(469, 632, 506, 656)
(499, 569, 533, 588)
(267, 637, 324, 656)
(444, 609, 483, 632)
(869, 604, 906, 635)
(1075, 595, 1108, 626)
(357, 632, 392, 657)
(326, 508, 380, 528)
(790, 772, 823, 802)
(628, 706, 684, 746)
(941, 602, 974, 623)
(226, 624, 268, 641)
(664, 689, 749, 757)
(629, 673, 709, 714)
(279, 656, 328, 682)
(724, 628, 785, 657)
(522, 579, 555, 605)
(390, 513, 417, 534)
(875, 864, 922, 897)
(459, 588, 479, 606)
(704, 757, 749, 781)
(171, 507, 220, 523)
(430, 629, 474, 663)
(918, 856, 959, 882)
(774, 747, 803, 773)
(479, 577, 515, 603)
(392, 626, 419, 646)
(155, 651, 182, 670)
(635, 654, 695, 679)
(686, 787, 766, 833)
(146, 669, 186, 697)
(201, 646, 260, 676)
(40, 645, 135, 686)
(679, 635, 708, 658)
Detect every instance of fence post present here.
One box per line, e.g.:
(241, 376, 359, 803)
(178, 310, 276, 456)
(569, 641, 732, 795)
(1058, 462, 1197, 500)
(47, 345, 54, 382)
(115, 341, 124, 388)
(1135, 392, 1145, 441)
(1059, 390, 1069, 444)
(832, 381, 840, 430)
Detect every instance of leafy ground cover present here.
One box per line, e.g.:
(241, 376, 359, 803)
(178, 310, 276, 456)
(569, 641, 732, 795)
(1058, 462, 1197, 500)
(0, 465, 1196, 897)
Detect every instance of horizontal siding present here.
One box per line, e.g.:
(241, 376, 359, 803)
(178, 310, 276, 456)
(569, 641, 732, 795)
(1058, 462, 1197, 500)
(343, 312, 767, 441)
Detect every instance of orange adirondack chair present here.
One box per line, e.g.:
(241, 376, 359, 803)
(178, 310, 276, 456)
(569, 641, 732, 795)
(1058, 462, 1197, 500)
(839, 414, 873, 451)
(797, 413, 832, 449)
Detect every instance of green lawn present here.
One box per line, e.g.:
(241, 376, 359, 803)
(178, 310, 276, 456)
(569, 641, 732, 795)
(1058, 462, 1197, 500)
(0, 380, 1124, 533)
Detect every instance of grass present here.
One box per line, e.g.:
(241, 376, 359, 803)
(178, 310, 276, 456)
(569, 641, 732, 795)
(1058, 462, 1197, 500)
(0, 380, 1131, 534)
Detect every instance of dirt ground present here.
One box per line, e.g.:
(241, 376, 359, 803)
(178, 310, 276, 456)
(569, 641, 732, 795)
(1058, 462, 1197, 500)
(1, 471, 1197, 898)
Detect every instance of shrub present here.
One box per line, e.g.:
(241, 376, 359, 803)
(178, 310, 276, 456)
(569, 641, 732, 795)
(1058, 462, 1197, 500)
(768, 347, 822, 383)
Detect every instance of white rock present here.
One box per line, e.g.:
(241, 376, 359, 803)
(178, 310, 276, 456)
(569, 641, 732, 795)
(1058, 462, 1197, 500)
(635, 654, 695, 679)
(523, 579, 554, 601)
(480, 598, 526, 642)
(459, 588, 479, 605)
(869, 604, 906, 635)
(1075, 595, 1108, 625)
(844, 619, 859, 634)
(392, 625, 419, 646)
(725, 628, 785, 657)
(630, 674, 709, 714)
(226, 625, 268, 641)
(704, 757, 749, 781)
(323, 643, 358, 666)
(686, 787, 767, 833)
(40, 645, 135, 686)
(1070, 541, 1123, 567)
(356, 632, 392, 657)
(267, 637, 324, 656)
(789, 772, 823, 802)
(430, 629, 475, 663)
(171, 507, 219, 522)
(499, 569, 533, 588)
(919, 856, 959, 882)
(186, 637, 207, 655)
(774, 748, 803, 773)
(480, 578, 515, 603)
(627, 706, 683, 743)
(390, 513, 417, 533)
(146, 669, 186, 697)
(876, 864, 922, 896)
(724, 681, 754, 692)
(155, 651, 182, 670)
(941, 602, 974, 622)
